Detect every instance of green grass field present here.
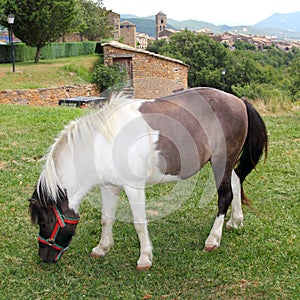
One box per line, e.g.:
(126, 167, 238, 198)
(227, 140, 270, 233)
(0, 104, 299, 299)
(0, 55, 99, 90)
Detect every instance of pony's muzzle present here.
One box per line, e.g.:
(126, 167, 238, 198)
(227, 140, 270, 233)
(39, 246, 59, 263)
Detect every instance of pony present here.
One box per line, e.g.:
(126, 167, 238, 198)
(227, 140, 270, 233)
(29, 87, 268, 270)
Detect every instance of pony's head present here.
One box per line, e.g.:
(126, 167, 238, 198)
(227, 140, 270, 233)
(29, 187, 80, 263)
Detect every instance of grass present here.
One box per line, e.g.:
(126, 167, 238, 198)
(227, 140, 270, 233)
(0, 104, 299, 299)
(0, 54, 100, 90)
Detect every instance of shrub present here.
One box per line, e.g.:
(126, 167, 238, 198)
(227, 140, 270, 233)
(92, 63, 127, 91)
(232, 82, 293, 112)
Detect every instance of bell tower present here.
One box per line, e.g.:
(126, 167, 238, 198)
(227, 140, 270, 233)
(156, 11, 167, 39)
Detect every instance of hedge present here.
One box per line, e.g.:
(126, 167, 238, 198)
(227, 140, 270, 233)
(0, 42, 97, 63)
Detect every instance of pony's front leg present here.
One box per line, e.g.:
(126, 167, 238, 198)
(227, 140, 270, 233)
(125, 185, 153, 271)
(91, 186, 120, 258)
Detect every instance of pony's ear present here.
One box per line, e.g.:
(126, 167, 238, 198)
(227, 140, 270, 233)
(28, 198, 41, 224)
(28, 198, 40, 205)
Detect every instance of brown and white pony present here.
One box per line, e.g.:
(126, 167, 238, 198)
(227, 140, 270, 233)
(29, 87, 268, 270)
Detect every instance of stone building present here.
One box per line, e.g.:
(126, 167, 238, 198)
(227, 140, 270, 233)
(120, 21, 136, 48)
(108, 11, 121, 40)
(102, 41, 189, 99)
(156, 11, 167, 39)
(136, 32, 150, 49)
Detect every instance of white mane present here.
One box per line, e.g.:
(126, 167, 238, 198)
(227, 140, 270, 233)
(37, 92, 133, 202)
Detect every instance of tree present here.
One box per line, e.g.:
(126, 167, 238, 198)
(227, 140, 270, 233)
(288, 56, 300, 101)
(148, 30, 230, 89)
(71, 0, 112, 41)
(0, 0, 76, 63)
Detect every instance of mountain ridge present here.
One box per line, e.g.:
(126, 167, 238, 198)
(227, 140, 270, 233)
(121, 12, 300, 40)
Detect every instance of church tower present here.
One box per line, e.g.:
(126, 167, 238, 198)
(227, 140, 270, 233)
(156, 11, 167, 39)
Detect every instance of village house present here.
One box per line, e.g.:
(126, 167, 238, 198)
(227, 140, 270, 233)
(120, 21, 136, 48)
(136, 32, 150, 49)
(108, 11, 121, 41)
(102, 41, 189, 99)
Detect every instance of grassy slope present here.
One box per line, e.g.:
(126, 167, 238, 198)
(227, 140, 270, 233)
(0, 55, 99, 90)
(0, 105, 299, 299)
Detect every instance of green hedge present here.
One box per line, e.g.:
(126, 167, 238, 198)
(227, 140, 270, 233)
(0, 42, 97, 63)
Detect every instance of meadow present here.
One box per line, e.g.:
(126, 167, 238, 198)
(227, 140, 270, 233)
(0, 54, 99, 90)
(0, 104, 299, 299)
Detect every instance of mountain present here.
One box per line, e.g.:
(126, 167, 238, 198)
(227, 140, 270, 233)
(256, 11, 300, 32)
(120, 15, 177, 37)
(167, 19, 231, 33)
(120, 13, 300, 40)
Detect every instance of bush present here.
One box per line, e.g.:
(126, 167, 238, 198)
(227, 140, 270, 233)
(0, 42, 97, 63)
(92, 63, 127, 91)
(232, 82, 294, 112)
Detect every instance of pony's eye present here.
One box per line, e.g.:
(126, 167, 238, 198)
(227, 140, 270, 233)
(38, 222, 46, 228)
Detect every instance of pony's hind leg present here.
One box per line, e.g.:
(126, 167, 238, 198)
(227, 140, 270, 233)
(226, 170, 243, 229)
(91, 186, 120, 258)
(204, 167, 233, 252)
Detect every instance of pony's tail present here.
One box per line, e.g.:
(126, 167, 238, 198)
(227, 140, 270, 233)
(235, 99, 268, 204)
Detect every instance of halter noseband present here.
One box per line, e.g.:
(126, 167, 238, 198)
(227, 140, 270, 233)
(38, 205, 80, 261)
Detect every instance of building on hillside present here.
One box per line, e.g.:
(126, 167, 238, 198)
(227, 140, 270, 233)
(108, 11, 121, 40)
(252, 36, 273, 50)
(157, 28, 179, 40)
(156, 11, 167, 39)
(212, 32, 236, 47)
(120, 21, 136, 48)
(102, 41, 189, 99)
(194, 28, 214, 36)
(136, 32, 150, 49)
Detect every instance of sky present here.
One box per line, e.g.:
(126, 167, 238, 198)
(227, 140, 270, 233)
(102, 0, 300, 26)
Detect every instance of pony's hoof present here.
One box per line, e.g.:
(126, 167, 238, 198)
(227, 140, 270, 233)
(90, 251, 103, 258)
(137, 264, 151, 271)
(226, 219, 243, 230)
(226, 223, 234, 230)
(203, 244, 218, 252)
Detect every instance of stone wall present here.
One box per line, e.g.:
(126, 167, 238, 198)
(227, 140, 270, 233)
(0, 84, 99, 106)
(132, 53, 188, 99)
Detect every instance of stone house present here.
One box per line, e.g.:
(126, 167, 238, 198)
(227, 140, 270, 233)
(108, 11, 121, 41)
(120, 21, 136, 48)
(102, 41, 189, 99)
(136, 32, 150, 49)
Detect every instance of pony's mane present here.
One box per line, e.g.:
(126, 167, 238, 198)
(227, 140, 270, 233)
(37, 92, 132, 203)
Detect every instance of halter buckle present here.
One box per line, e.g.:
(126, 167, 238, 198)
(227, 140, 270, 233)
(48, 238, 55, 245)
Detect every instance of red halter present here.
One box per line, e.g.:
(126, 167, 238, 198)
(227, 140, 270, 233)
(38, 206, 80, 261)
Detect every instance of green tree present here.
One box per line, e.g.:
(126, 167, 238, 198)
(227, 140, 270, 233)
(148, 31, 230, 89)
(71, 0, 112, 41)
(0, 0, 76, 63)
(288, 56, 300, 101)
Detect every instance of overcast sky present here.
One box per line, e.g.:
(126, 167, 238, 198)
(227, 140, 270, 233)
(103, 0, 300, 26)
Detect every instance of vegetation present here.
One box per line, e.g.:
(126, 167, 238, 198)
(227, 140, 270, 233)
(71, 0, 112, 41)
(0, 0, 110, 63)
(147, 30, 300, 103)
(92, 62, 127, 91)
(0, 105, 299, 299)
(0, 0, 77, 63)
(0, 41, 97, 63)
(0, 53, 126, 92)
(0, 55, 99, 89)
